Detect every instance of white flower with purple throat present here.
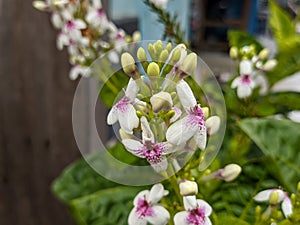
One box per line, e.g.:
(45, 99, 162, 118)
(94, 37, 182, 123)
(231, 59, 256, 99)
(166, 80, 207, 150)
(174, 196, 212, 225)
(107, 78, 140, 134)
(122, 117, 176, 172)
(128, 183, 170, 225)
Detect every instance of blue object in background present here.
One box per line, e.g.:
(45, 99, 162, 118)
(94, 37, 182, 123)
(110, 0, 191, 41)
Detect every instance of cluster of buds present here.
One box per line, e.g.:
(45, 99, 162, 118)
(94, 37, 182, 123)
(128, 182, 213, 225)
(229, 45, 277, 99)
(33, 0, 140, 80)
(107, 41, 221, 172)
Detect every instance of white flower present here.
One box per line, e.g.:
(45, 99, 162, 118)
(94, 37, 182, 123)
(122, 117, 175, 172)
(128, 183, 170, 225)
(166, 80, 207, 150)
(86, 0, 108, 29)
(69, 65, 91, 80)
(63, 19, 87, 41)
(254, 189, 293, 218)
(149, 0, 168, 9)
(107, 78, 140, 134)
(231, 75, 255, 98)
(174, 196, 212, 225)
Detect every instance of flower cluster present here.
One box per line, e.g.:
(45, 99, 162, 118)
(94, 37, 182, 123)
(107, 41, 220, 172)
(229, 45, 277, 99)
(129, 182, 213, 225)
(33, 0, 140, 79)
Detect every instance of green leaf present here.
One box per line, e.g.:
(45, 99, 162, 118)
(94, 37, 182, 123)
(269, 0, 295, 51)
(69, 186, 142, 225)
(239, 118, 300, 192)
(228, 30, 263, 51)
(216, 216, 251, 225)
(52, 152, 117, 203)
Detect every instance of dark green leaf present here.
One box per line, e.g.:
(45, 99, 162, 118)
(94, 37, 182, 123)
(239, 118, 300, 192)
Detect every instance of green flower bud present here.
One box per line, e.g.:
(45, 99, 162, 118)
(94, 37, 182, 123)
(202, 107, 209, 119)
(269, 191, 279, 206)
(159, 50, 169, 63)
(229, 46, 238, 59)
(165, 42, 172, 52)
(148, 43, 156, 60)
(137, 47, 147, 61)
(258, 48, 269, 60)
(147, 62, 160, 77)
(154, 40, 163, 53)
(180, 52, 197, 76)
(136, 110, 144, 118)
(121, 52, 136, 75)
(170, 48, 181, 65)
(165, 109, 175, 120)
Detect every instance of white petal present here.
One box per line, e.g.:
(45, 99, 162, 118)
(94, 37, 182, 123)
(239, 60, 253, 75)
(166, 116, 198, 146)
(197, 199, 213, 216)
(141, 117, 155, 143)
(194, 126, 207, 150)
(253, 190, 273, 202)
(125, 78, 139, 101)
(74, 19, 87, 30)
(160, 142, 176, 154)
(51, 13, 63, 29)
(206, 116, 221, 136)
(204, 217, 212, 225)
(231, 77, 240, 88)
(170, 106, 182, 123)
(92, 0, 102, 8)
(128, 208, 147, 225)
(237, 84, 252, 98)
(122, 139, 145, 158)
(69, 66, 80, 80)
(174, 211, 189, 225)
(147, 205, 170, 225)
(118, 104, 139, 134)
(183, 195, 197, 211)
(107, 107, 117, 125)
(86, 10, 97, 24)
(151, 157, 168, 172)
(148, 183, 166, 204)
(176, 80, 197, 110)
(108, 51, 119, 64)
(133, 190, 150, 206)
(282, 197, 293, 218)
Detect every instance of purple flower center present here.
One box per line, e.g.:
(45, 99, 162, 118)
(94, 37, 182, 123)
(66, 20, 75, 30)
(141, 142, 164, 164)
(115, 97, 130, 113)
(186, 207, 206, 225)
(97, 8, 105, 17)
(136, 198, 154, 218)
(187, 105, 205, 128)
(117, 32, 124, 41)
(241, 75, 252, 85)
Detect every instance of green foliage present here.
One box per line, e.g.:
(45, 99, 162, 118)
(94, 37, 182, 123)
(228, 30, 263, 51)
(69, 186, 142, 225)
(239, 118, 300, 192)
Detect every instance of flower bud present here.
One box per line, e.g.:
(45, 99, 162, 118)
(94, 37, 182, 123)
(269, 191, 279, 206)
(147, 62, 160, 77)
(32, 1, 48, 10)
(159, 50, 169, 63)
(202, 107, 209, 119)
(180, 53, 197, 76)
(165, 42, 172, 52)
(206, 116, 221, 136)
(121, 52, 136, 75)
(154, 40, 163, 54)
(148, 44, 156, 60)
(170, 48, 182, 65)
(179, 180, 198, 196)
(137, 47, 147, 61)
(220, 164, 242, 182)
(262, 59, 277, 71)
(297, 181, 300, 193)
(132, 31, 141, 42)
(258, 48, 269, 60)
(150, 91, 173, 113)
(229, 46, 238, 59)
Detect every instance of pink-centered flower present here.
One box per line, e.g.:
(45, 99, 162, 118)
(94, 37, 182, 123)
(128, 183, 170, 225)
(63, 19, 87, 41)
(174, 196, 212, 225)
(231, 60, 256, 98)
(107, 78, 140, 134)
(122, 117, 175, 172)
(254, 189, 293, 218)
(166, 80, 206, 150)
(86, 0, 108, 29)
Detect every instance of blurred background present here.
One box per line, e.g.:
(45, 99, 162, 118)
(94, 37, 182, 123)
(0, 0, 291, 225)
